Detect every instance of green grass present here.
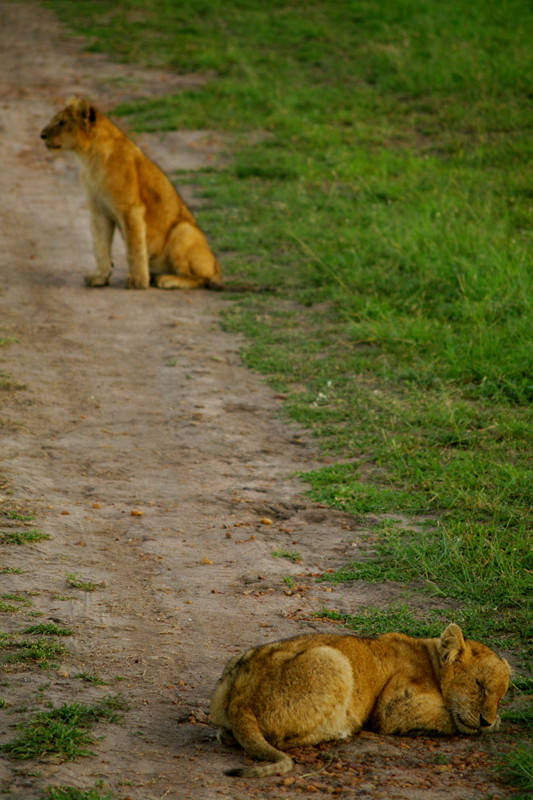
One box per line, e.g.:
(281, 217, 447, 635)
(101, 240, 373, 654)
(498, 744, 533, 800)
(74, 673, 106, 686)
(42, 0, 532, 790)
(1, 593, 33, 607)
(0, 374, 14, 390)
(52, 1, 533, 607)
(318, 602, 524, 652)
(65, 574, 97, 592)
(0, 528, 51, 545)
(1, 695, 129, 761)
(42, 786, 117, 800)
(3, 638, 69, 670)
(504, 708, 533, 731)
(320, 518, 531, 652)
(272, 549, 302, 563)
(23, 623, 74, 637)
(1, 629, 71, 671)
(0, 373, 26, 391)
(322, 519, 530, 609)
(4, 510, 36, 521)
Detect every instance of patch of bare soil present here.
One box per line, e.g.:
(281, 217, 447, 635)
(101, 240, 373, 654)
(0, 3, 515, 798)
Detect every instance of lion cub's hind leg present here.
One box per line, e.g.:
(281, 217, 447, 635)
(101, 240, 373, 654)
(153, 220, 220, 289)
(272, 645, 357, 749)
(152, 273, 207, 290)
(217, 727, 238, 747)
(219, 644, 356, 778)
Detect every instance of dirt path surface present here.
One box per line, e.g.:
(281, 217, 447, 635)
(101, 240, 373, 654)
(0, 4, 515, 799)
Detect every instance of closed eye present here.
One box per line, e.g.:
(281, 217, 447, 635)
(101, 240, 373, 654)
(475, 679, 485, 696)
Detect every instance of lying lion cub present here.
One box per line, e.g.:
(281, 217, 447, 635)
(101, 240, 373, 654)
(40, 96, 222, 290)
(211, 624, 509, 777)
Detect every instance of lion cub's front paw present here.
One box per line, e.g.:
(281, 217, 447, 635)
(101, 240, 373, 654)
(85, 273, 110, 287)
(126, 274, 150, 290)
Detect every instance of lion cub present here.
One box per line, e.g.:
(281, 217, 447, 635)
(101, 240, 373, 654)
(40, 96, 222, 290)
(211, 624, 510, 777)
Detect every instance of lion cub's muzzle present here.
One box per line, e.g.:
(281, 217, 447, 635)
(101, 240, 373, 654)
(40, 128, 60, 150)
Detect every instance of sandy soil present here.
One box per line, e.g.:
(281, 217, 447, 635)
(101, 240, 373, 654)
(0, 3, 516, 798)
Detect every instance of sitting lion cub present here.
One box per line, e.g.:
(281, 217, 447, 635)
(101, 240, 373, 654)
(40, 96, 222, 290)
(211, 624, 509, 777)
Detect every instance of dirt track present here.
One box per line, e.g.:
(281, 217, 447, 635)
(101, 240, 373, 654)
(0, 3, 516, 798)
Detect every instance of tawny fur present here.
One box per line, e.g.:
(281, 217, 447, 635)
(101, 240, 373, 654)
(40, 96, 222, 290)
(210, 624, 510, 777)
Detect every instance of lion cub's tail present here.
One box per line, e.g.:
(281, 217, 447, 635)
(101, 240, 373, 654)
(211, 652, 293, 777)
(223, 710, 293, 778)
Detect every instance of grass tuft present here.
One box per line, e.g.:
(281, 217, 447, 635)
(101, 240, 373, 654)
(272, 549, 302, 563)
(42, 786, 117, 800)
(0, 528, 51, 545)
(4, 638, 70, 670)
(65, 574, 98, 592)
(1, 695, 129, 761)
(23, 623, 74, 637)
(4, 510, 36, 521)
(1, 593, 33, 607)
(74, 673, 106, 686)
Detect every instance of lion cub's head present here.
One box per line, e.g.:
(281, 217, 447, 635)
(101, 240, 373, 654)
(438, 623, 510, 735)
(40, 96, 97, 152)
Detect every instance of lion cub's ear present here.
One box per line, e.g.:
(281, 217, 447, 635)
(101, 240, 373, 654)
(66, 96, 96, 126)
(66, 95, 86, 111)
(439, 623, 466, 664)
